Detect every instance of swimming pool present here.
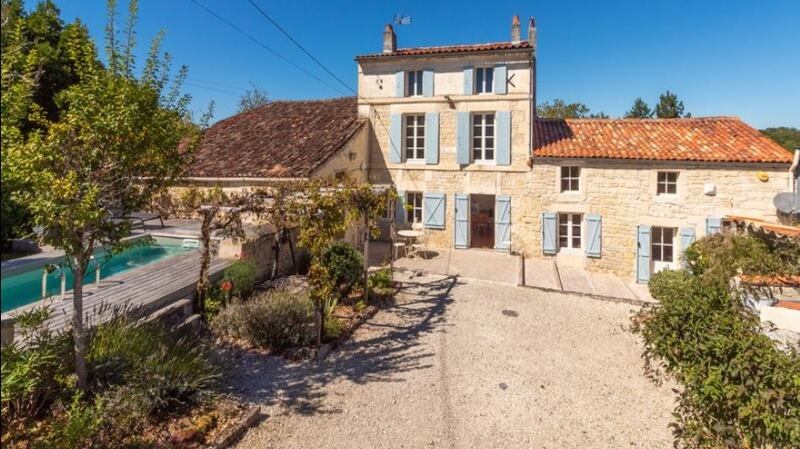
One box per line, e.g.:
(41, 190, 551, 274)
(1, 236, 197, 314)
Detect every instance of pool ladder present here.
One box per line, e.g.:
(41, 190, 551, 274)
(41, 256, 101, 300)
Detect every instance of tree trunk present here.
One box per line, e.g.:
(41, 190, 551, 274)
(287, 230, 297, 274)
(271, 230, 281, 280)
(363, 216, 369, 303)
(72, 259, 88, 392)
(196, 211, 212, 316)
(317, 302, 324, 348)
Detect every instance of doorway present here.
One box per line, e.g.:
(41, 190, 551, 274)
(470, 195, 494, 248)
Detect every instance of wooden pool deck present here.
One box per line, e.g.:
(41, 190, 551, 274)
(1, 251, 231, 342)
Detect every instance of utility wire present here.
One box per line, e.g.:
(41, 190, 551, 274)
(187, 0, 348, 96)
(245, 0, 398, 156)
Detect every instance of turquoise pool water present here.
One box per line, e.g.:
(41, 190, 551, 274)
(1, 238, 195, 314)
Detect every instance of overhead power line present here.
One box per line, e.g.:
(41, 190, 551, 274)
(187, 0, 348, 96)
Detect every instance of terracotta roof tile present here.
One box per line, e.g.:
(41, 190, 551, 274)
(532, 117, 792, 164)
(356, 41, 532, 60)
(188, 97, 365, 179)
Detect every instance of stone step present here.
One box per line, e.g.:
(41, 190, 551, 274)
(144, 298, 193, 326)
(176, 313, 202, 332)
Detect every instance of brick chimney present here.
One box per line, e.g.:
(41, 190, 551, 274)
(383, 24, 396, 54)
(511, 15, 521, 43)
(528, 18, 537, 55)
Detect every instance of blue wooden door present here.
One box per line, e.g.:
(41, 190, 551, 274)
(454, 194, 469, 249)
(494, 195, 511, 252)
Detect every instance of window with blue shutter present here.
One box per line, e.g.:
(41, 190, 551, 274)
(463, 67, 473, 95)
(422, 70, 434, 97)
(423, 193, 446, 230)
(425, 112, 439, 165)
(679, 227, 695, 267)
(705, 217, 722, 236)
(636, 226, 652, 283)
(395, 71, 405, 98)
(494, 65, 507, 95)
(388, 114, 403, 163)
(456, 112, 470, 165)
(496, 111, 511, 166)
(542, 212, 557, 255)
(454, 194, 469, 249)
(586, 214, 602, 258)
(394, 190, 405, 224)
(495, 195, 511, 252)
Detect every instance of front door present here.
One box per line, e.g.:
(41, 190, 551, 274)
(470, 195, 494, 248)
(652, 227, 677, 273)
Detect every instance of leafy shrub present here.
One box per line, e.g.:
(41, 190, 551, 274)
(368, 266, 394, 299)
(87, 318, 218, 433)
(324, 316, 345, 340)
(635, 244, 800, 448)
(320, 241, 363, 296)
(1, 307, 72, 428)
(222, 259, 258, 299)
(213, 290, 314, 351)
(36, 392, 104, 449)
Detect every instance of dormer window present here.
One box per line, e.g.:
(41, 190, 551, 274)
(407, 70, 424, 97)
(475, 67, 494, 94)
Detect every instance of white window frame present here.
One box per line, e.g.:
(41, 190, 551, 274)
(557, 213, 583, 252)
(657, 171, 678, 195)
(406, 192, 423, 224)
(406, 70, 423, 97)
(475, 67, 494, 94)
(471, 112, 496, 163)
(560, 166, 581, 192)
(652, 226, 677, 272)
(403, 114, 425, 162)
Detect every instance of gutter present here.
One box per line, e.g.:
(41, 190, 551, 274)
(180, 177, 309, 183)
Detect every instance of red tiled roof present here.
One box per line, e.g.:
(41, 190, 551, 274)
(187, 97, 365, 179)
(726, 216, 800, 238)
(356, 41, 532, 60)
(532, 117, 793, 164)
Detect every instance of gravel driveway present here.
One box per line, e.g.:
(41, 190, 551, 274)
(226, 271, 676, 449)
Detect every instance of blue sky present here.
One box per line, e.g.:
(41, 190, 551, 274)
(39, 0, 800, 128)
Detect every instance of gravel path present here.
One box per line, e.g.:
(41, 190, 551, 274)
(225, 272, 676, 449)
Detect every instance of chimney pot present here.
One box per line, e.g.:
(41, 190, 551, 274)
(511, 15, 521, 43)
(383, 24, 396, 54)
(527, 17, 537, 54)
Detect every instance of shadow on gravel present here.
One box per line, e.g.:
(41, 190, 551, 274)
(220, 273, 462, 416)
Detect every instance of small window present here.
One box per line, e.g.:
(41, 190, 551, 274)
(403, 114, 425, 161)
(657, 172, 678, 195)
(406, 192, 423, 224)
(406, 70, 423, 97)
(558, 213, 582, 250)
(475, 67, 494, 94)
(560, 166, 580, 192)
(472, 113, 495, 162)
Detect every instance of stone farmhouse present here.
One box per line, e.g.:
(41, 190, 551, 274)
(187, 16, 798, 283)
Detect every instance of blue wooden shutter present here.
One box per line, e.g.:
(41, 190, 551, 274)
(388, 114, 403, 163)
(705, 217, 722, 236)
(586, 214, 602, 258)
(494, 65, 507, 94)
(454, 194, 469, 249)
(496, 111, 511, 166)
(679, 227, 695, 267)
(456, 112, 471, 165)
(463, 67, 473, 95)
(542, 212, 557, 255)
(495, 195, 511, 252)
(636, 225, 652, 283)
(425, 112, 439, 165)
(395, 190, 406, 224)
(423, 193, 446, 230)
(395, 71, 405, 97)
(422, 69, 434, 97)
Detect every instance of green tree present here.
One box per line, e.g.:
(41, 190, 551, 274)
(7, 0, 197, 390)
(1, 0, 99, 247)
(237, 85, 269, 113)
(760, 127, 800, 152)
(537, 98, 608, 119)
(654, 90, 690, 118)
(624, 97, 653, 118)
